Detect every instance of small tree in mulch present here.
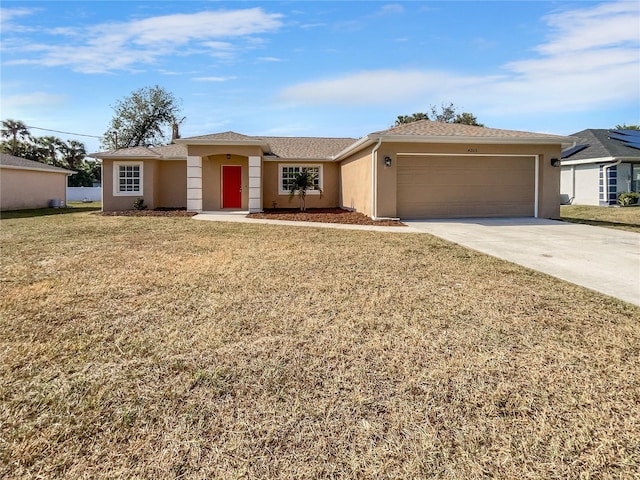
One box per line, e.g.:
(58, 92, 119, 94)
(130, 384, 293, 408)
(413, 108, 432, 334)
(288, 169, 322, 211)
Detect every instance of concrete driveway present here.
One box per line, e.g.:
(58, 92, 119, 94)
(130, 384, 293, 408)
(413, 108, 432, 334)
(405, 218, 640, 307)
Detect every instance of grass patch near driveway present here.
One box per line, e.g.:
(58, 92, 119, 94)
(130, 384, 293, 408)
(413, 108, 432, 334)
(561, 204, 640, 233)
(1, 212, 639, 479)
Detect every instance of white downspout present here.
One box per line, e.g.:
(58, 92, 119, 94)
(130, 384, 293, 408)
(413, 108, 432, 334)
(602, 159, 622, 205)
(571, 165, 576, 203)
(371, 138, 382, 219)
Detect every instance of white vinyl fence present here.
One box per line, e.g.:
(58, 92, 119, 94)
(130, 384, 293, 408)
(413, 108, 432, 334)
(66, 186, 102, 202)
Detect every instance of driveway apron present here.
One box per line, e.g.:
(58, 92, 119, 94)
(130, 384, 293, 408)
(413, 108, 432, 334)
(405, 218, 640, 307)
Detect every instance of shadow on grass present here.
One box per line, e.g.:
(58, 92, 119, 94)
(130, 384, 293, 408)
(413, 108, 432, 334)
(561, 216, 640, 233)
(0, 206, 101, 220)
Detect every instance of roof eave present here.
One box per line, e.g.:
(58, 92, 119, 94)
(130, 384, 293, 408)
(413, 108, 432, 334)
(332, 136, 377, 161)
(174, 138, 270, 150)
(379, 134, 575, 147)
(264, 155, 335, 162)
(0, 164, 76, 174)
(561, 156, 640, 166)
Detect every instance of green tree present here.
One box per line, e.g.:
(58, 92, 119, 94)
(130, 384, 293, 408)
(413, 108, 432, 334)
(60, 140, 87, 171)
(453, 112, 483, 126)
(101, 85, 182, 150)
(34, 136, 65, 166)
(394, 103, 483, 127)
(395, 112, 429, 126)
(288, 169, 322, 211)
(615, 124, 640, 130)
(0, 118, 100, 185)
(1, 119, 31, 155)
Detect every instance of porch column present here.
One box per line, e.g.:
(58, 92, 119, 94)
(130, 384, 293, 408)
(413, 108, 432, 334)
(187, 155, 202, 212)
(248, 155, 262, 213)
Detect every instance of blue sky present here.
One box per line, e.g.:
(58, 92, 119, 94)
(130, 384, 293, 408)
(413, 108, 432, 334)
(1, 1, 639, 153)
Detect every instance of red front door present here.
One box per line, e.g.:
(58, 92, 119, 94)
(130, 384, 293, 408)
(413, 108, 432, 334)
(222, 165, 242, 208)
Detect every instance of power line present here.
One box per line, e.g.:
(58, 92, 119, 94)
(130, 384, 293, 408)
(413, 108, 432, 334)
(26, 125, 103, 139)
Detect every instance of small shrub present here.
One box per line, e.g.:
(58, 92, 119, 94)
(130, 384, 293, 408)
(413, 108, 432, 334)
(133, 198, 147, 210)
(617, 192, 639, 206)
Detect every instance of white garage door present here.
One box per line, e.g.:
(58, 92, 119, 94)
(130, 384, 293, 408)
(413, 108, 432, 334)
(397, 155, 535, 219)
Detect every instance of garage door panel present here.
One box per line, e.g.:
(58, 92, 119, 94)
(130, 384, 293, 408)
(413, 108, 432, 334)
(398, 185, 533, 203)
(399, 200, 533, 218)
(397, 156, 535, 218)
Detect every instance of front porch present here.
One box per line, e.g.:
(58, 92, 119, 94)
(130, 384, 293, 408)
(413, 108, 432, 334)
(186, 153, 262, 213)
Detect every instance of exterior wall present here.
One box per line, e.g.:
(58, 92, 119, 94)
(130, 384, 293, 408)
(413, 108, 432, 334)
(202, 154, 249, 210)
(559, 167, 574, 204)
(561, 164, 601, 206)
(262, 161, 339, 209)
(155, 160, 187, 209)
(1, 168, 69, 211)
(102, 158, 157, 211)
(339, 147, 373, 216)
(374, 142, 562, 219)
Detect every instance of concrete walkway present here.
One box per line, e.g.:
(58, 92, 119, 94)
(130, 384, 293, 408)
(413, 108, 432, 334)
(193, 213, 640, 307)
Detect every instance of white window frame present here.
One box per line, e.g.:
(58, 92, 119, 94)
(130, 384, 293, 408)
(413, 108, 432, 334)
(113, 161, 143, 196)
(278, 164, 322, 195)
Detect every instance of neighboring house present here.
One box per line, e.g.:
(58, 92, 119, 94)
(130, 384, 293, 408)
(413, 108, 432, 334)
(92, 120, 573, 219)
(0, 153, 75, 211)
(560, 129, 640, 206)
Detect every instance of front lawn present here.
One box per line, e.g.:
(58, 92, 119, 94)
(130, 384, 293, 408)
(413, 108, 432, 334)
(561, 204, 640, 232)
(1, 212, 638, 479)
(0, 201, 101, 220)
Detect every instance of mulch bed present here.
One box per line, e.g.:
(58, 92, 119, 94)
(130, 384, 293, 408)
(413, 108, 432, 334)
(97, 207, 405, 226)
(248, 208, 406, 226)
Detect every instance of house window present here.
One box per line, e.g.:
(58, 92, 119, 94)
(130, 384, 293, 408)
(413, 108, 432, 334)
(113, 161, 143, 196)
(279, 165, 322, 195)
(632, 164, 640, 192)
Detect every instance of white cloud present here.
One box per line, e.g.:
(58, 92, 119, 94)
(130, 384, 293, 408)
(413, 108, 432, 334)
(2, 91, 68, 108)
(257, 56, 283, 62)
(376, 4, 405, 16)
(0, 7, 38, 22)
(539, 1, 639, 54)
(278, 1, 639, 115)
(4, 8, 283, 74)
(192, 76, 237, 82)
(0, 7, 40, 32)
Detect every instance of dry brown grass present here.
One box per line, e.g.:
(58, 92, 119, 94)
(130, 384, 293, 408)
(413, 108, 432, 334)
(1, 212, 639, 479)
(561, 205, 640, 233)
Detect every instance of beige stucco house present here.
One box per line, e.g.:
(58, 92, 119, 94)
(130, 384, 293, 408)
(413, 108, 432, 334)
(0, 153, 75, 211)
(93, 120, 574, 219)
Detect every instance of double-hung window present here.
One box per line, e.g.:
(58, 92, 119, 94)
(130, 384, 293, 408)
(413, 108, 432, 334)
(279, 165, 322, 195)
(113, 161, 143, 196)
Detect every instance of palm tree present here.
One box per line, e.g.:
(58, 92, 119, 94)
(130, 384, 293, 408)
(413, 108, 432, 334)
(1, 119, 31, 155)
(60, 139, 86, 170)
(288, 169, 322, 211)
(35, 136, 64, 166)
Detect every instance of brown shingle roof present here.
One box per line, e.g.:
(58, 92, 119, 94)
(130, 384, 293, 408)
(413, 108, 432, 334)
(182, 131, 257, 142)
(179, 131, 356, 158)
(0, 153, 75, 173)
(91, 146, 161, 158)
(91, 122, 572, 161)
(374, 120, 567, 140)
(150, 143, 188, 158)
(262, 137, 357, 159)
